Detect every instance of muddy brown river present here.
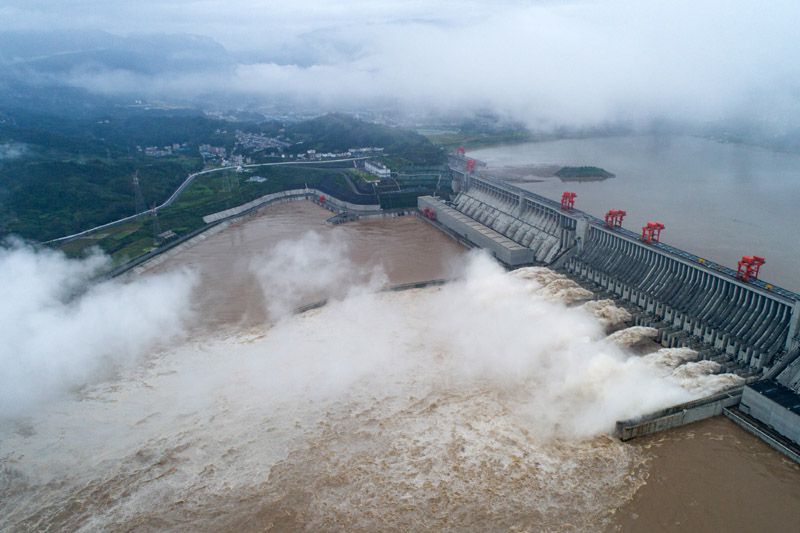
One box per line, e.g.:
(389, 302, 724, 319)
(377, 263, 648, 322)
(147, 201, 466, 329)
(152, 201, 800, 532)
(2, 200, 799, 532)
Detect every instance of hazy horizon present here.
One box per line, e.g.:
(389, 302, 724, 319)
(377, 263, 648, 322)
(1, 1, 799, 136)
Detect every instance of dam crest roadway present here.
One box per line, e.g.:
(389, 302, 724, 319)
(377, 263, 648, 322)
(416, 150, 800, 455)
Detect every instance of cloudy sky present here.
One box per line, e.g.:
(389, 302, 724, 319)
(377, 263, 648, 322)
(2, 0, 799, 129)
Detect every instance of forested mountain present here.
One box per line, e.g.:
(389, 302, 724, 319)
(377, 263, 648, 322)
(0, 107, 444, 241)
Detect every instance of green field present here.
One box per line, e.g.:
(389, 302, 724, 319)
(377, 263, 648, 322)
(424, 130, 533, 150)
(1, 110, 445, 244)
(58, 165, 366, 264)
(0, 153, 203, 241)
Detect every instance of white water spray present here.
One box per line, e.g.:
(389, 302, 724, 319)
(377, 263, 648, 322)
(0, 235, 745, 531)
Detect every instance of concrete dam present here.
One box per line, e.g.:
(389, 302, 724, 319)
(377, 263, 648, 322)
(418, 151, 800, 455)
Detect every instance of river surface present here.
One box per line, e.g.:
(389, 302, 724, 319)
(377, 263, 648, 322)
(146, 202, 466, 330)
(471, 135, 800, 292)
(2, 200, 799, 531)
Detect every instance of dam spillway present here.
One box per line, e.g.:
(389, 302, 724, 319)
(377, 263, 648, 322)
(419, 153, 800, 381)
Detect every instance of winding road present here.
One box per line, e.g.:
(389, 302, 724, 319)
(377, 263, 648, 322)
(44, 157, 369, 244)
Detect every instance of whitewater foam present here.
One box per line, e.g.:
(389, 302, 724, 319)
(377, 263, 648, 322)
(584, 299, 634, 330)
(510, 266, 594, 304)
(0, 244, 745, 531)
(607, 326, 659, 349)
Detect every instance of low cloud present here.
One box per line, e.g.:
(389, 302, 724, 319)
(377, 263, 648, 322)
(2, 1, 795, 133)
(250, 230, 387, 319)
(0, 237, 743, 529)
(0, 142, 27, 161)
(0, 241, 197, 417)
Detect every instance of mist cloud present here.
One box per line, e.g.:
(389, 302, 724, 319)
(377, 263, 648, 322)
(0, 241, 197, 417)
(0, 238, 744, 529)
(2, 1, 798, 131)
(0, 142, 28, 161)
(243, 248, 736, 439)
(251, 230, 387, 318)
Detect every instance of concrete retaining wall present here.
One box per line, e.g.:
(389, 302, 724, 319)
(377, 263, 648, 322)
(446, 162, 799, 376)
(122, 191, 377, 278)
(615, 388, 743, 441)
(203, 189, 380, 223)
(724, 406, 800, 463)
(565, 225, 796, 370)
(418, 196, 533, 266)
(127, 219, 234, 276)
(739, 384, 800, 444)
(450, 176, 577, 263)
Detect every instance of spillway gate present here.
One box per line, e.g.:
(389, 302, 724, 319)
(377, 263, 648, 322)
(420, 154, 800, 376)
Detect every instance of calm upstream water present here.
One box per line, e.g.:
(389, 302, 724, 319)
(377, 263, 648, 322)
(471, 135, 800, 292)
(2, 200, 799, 531)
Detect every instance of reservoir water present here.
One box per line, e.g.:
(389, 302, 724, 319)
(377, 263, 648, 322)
(2, 200, 799, 531)
(146, 202, 466, 330)
(471, 135, 800, 292)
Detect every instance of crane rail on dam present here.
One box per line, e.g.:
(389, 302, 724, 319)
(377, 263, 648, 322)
(424, 153, 800, 381)
(450, 154, 798, 301)
(422, 150, 800, 454)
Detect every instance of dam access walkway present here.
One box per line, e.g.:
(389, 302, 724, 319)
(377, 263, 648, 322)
(423, 150, 800, 456)
(428, 153, 800, 380)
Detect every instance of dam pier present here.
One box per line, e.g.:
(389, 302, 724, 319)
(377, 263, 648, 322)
(115, 148, 800, 459)
(418, 150, 800, 457)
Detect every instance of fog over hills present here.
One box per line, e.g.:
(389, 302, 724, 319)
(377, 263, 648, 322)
(0, 31, 231, 76)
(1, 1, 799, 144)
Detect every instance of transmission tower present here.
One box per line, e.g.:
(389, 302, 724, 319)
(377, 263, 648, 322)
(151, 203, 161, 239)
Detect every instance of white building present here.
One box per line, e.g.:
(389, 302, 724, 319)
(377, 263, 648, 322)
(365, 160, 391, 179)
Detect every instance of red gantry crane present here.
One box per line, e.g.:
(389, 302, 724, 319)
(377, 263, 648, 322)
(737, 255, 765, 282)
(561, 191, 577, 210)
(641, 221, 665, 243)
(421, 207, 437, 221)
(605, 209, 626, 228)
